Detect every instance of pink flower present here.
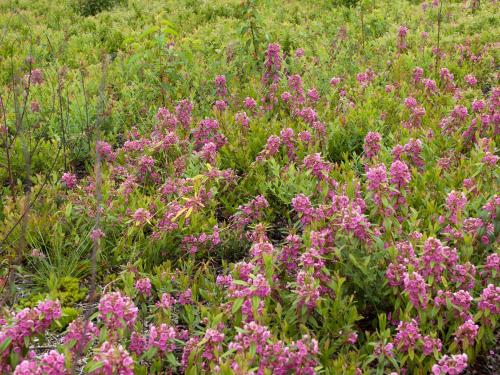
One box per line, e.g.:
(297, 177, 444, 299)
(243, 97, 257, 109)
(200, 142, 218, 164)
(403, 271, 428, 309)
(423, 78, 437, 93)
(471, 99, 484, 112)
(201, 327, 225, 364)
(175, 99, 193, 129)
(215, 75, 227, 97)
(366, 164, 387, 191)
(214, 99, 227, 111)
(132, 208, 152, 225)
(135, 277, 152, 297)
(394, 319, 421, 353)
(413, 67, 424, 83)
(295, 271, 320, 309)
(256, 135, 281, 161)
(39, 350, 66, 375)
(422, 336, 442, 356)
(148, 324, 176, 353)
(156, 107, 178, 131)
(263, 43, 282, 85)
(432, 353, 468, 375)
(30, 69, 44, 85)
(156, 293, 175, 310)
(330, 77, 341, 86)
(307, 88, 320, 103)
(346, 332, 358, 345)
(390, 160, 411, 189)
(483, 253, 500, 279)
(374, 342, 394, 357)
(13, 360, 39, 375)
(91, 229, 105, 242)
(96, 141, 116, 162)
(397, 26, 408, 52)
(281, 91, 292, 102)
(91, 342, 134, 375)
(129, 332, 147, 356)
(298, 130, 311, 144)
(231, 195, 269, 228)
(235, 111, 250, 128)
(478, 284, 500, 314)
(178, 288, 193, 305)
(464, 74, 477, 86)
(446, 191, 467, 224)
(62, 319, 99, 354)
(363, 132, 382, 159)
(295, 48, 305, 58)
(98, 292, 138, 331)
(482, 152, 498, 167)
(61, 172, 77, 189)
(453, 320, 478, 347)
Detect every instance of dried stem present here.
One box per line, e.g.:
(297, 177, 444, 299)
(435, 0, 444, 73)
(89, 55, 109, 303)
(79, 66, 92, 155)
(57, 68, 67, 169)
(0, 95, 16, 202)
(70, 55, 109, 374)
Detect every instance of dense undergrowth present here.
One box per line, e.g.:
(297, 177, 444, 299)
(0, 0, 499, 374)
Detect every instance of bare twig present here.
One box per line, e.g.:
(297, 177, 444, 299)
(57, 68, 67, 169)
(435, 0, 444, 73)
(79, 66, 91, 154)
(0, 144, 62, 304)
(89, 55, 109, 303)
(360, 4, 365, 55)
(0, 94, 16, 202)
(71, 55, 109, 374)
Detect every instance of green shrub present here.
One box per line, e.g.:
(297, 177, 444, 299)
(71, 0, 124, 17)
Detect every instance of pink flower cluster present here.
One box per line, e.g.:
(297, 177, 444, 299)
(61, 172, 77, 189)
(432, 353, 468, 375)
(90, 342, 134, 375)
(62, 318, 100, 354)
(263, 43, 282, 86)
(478, 284, 500, 314)
(227, 322, 319, 374)
(96, 141, 116, 162)
(2, 299, 61, 350)
(215, 75, 227, 97)
(181, 226, 221, 254)
(148, 324, 177, 353)
(231, 195, 269, 229)
(135, 277, 152, 297)
(98, 292, 138, 332)
(14, 350, 66, 375)
(363, 131, 382, 159)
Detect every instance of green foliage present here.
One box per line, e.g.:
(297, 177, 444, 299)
(56, 307, 80, 331)
(17, 277, 87, 308)
(331, 0, 360, 8)
(71, 0, 125, 17)
(0, 0, 498, 373)
(25, 224, 91, 292)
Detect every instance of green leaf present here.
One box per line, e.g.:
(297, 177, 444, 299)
(84, 360, 104, 373)
(167, 352, 180, 367)
(0, 337, 12, 353)
(232, 298, 244, 314)
(142, 347, 158, 360)
(408, 347, 414, 361)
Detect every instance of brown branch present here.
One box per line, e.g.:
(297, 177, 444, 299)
(89, 55, 109, 303)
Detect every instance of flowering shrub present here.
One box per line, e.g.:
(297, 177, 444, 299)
(0, 0, 499, 374)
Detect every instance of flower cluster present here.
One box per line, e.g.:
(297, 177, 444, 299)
(98, 292, 138, 332)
